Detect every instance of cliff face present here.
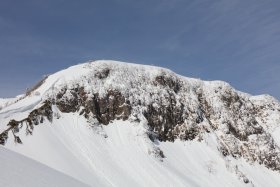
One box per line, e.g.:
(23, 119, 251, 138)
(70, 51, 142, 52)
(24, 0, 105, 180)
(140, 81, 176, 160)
(1, 60, 280, 180)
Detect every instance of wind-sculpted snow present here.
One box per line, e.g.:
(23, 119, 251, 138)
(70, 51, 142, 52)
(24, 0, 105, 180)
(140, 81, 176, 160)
(1, 60, 280, 186)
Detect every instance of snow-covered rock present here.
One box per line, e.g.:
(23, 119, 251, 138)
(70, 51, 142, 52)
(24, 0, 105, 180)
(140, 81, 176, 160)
(1, 60, 280, 186)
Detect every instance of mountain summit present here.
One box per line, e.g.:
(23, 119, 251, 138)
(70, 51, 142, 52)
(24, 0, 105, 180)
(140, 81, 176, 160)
(1, 60, 280, 186)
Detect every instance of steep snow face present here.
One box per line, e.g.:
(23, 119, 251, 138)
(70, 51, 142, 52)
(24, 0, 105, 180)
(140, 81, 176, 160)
(0, 146, 90, 187)
(1, 60, 280, 186)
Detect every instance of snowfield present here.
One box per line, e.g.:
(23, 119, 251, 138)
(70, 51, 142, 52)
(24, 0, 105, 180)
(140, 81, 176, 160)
(1, 60, 280, 187)
(0, 146, 89, 187)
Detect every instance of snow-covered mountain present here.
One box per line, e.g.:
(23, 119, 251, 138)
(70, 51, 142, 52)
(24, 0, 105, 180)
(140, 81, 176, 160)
(1, 60, 280, 186)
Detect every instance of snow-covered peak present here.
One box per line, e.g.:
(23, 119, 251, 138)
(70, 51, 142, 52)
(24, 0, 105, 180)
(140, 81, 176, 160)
(2, 60, 280, 186)
(23, 60, 240, 104)
(36, 60, 180, 95)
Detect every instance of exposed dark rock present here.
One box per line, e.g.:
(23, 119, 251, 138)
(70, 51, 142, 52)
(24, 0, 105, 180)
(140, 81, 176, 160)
(143, 92, 193, 141)
(183, 126, 200, 141)
(95, 68, 110, 79)
(196, 108, 204, 124)
(56, 88, 80, 113)
(55, 87, 131, 125)
(14, 135, 22, 144)
(0, 131, 8, 145)
(154, 75, 181, 93)
(94, 90, 131, 125)
(243, 178, 249, 184)
(219, 91, 264, 141)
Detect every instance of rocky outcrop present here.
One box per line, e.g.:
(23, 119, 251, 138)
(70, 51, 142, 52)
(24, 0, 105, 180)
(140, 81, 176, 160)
(143, 93, 201, 142)
(198, 89, 280, 172)
(154, 74, 181, 93)
(55, 87, 131, 125)
(88, 90, 131, 125)
(0, 101, 53, 145)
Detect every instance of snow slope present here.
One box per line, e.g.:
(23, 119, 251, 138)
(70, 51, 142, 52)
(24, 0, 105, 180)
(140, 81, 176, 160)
(0, 95, 24, 111)
(0, 146, 90, 187)
(4, 111, 280, 187)
(1, 60, 280, 187)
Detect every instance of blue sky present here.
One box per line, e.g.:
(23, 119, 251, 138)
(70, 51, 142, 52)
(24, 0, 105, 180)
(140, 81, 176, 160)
(1, 0, 280, 99)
